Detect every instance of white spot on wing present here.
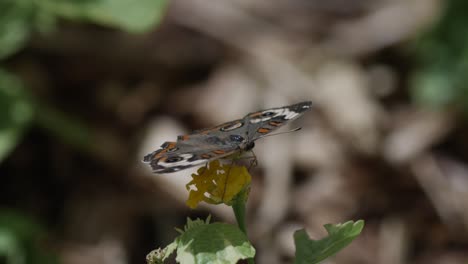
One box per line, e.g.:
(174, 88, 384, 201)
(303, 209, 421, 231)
(249, 109, 299, 123)
(222, 122, 243, 131)
(157, 153, 209, 171)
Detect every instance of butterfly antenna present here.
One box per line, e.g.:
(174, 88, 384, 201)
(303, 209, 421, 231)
(258, 127, 302, 139)
(246, 122, 253, 142)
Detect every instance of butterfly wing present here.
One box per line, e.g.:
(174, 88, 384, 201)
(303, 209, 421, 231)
(143, 136, 239, 173)
(244, 101, 312, 140)
(143, 101, 312, 173)
(191, 119, 248, 138)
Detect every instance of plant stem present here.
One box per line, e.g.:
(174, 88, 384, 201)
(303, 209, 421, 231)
(232, 192, 247, 234)
(232, 188, 254, 264)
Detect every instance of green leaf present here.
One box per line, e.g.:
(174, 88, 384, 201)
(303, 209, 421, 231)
(0, 0, 36, 59)
(0, 69, 34, 162)
(176, 222, 255, 264)
(182, 216, 212, 232)
(409, 0, 468, 112)
(34, 102, 91, 153)
(41, 0, 169, 33)
(0, 229, 25, 264)
(0, 210, 59, 264)
(0, 0, 168, 60)
(293, 220, 364, 264)
(410, 69, 456, 109)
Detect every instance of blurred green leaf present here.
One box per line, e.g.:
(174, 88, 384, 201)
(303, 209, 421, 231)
(0, 69, 93, 162)
(34, 103, 92, 153)
(41, 0, 169, 33)
(0, 0, 167, 60)
(0, 210, 59, 264)
(0, 229, 25, 264)
(410, 0, 468, 112)
(411, 69, 456, 108)
(0, 69, 33, 162)
(0, 1, 36, 59)
(293, 220, 364, 264)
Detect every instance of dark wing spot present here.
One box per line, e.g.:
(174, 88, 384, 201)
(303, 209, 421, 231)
(229, 134, 244, 142)
(177, 135, 190, 141)
(165, 156, 184, 163)
(261, 111, 276, 117)
(143, 151, 157, 162)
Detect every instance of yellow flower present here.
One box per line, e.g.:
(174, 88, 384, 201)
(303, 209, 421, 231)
(185, 160, 252, 209)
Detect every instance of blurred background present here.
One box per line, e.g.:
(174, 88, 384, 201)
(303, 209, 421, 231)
(1, 0, 468, 263)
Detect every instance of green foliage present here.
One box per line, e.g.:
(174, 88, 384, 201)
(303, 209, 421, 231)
(0, 0, 168, 59)
(0, 0, 168, 161)
(149, 217, 255, 264)
(410, 0, 468, 111)
(41, 0, 169, 33)
(0, 69, 33, 162)
(34, 102, 92, 153)
(0, 67, 94, 163)
(0, 1, 37, 59)
(293, 220, 364, 264)
(0, 210, 59, 264)
(176, 222, 255, 264)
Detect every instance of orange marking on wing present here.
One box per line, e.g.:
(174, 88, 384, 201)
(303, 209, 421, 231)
(179, 135, 190, 141)
(159, 156, 168, 162)
(201, 128, 216, 135)
(213, 150, 226, 155)
(250, 112, 263, 117)
(269, 121, 282, 126)
(166, 142, 177, 149)
(154, 150, 167, 159)
(257, 127, 271, 134)
(201, 154, 212, 159)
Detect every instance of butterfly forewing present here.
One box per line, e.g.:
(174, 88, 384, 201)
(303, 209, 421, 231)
(245, 101, 312, 140)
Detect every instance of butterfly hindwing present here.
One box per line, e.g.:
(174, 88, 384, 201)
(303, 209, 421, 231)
(143, 134, 241, 173)
(144, 143, 238, 173)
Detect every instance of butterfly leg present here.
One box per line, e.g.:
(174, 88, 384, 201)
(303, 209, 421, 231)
(247, 150, 258, 171)
(227, 151, 258, 171)
(228, 151, 257, 169)
(199, 162, 209, 174)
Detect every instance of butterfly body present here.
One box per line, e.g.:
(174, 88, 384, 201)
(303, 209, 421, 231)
(143, 101, 312, 173)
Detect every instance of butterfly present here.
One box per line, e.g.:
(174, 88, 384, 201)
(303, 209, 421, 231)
(143, 101, 312, 173)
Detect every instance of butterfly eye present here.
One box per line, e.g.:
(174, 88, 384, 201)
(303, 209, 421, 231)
(261, 111, 276, 117)
(165, 156, 183, 163)
(229, 135, 244, 142)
